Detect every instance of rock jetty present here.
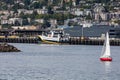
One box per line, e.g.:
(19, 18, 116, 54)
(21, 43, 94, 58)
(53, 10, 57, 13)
(0, 43, 20, 52)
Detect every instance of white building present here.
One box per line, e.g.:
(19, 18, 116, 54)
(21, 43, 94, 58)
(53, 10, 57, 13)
(109, 11, 120, 20)
(36, 9, 48, 14)
(35, 19, 44, 23)
(18, 9, 33, 15)
(9, 18, 23, 25)
(49, 19, 57, 27)
(74, 9, 84, 16)
(100, 12, 109, 21)
(1, 20, 13, 24)
(12, 25, 37, 30)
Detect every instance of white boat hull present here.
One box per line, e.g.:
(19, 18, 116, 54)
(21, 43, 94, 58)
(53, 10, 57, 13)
(38, 35, 60, 44)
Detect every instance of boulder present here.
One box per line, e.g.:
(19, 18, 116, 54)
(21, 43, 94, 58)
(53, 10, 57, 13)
(0, 43, 21, 52)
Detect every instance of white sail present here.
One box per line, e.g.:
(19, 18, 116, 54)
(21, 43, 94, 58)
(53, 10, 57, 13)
(101, 32, 110, 57)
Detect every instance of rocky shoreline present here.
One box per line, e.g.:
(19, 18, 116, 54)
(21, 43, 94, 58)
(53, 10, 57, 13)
(0, 43, 20, 52)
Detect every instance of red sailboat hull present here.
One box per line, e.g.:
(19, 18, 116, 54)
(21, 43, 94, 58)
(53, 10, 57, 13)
(100, 57, 112, 61)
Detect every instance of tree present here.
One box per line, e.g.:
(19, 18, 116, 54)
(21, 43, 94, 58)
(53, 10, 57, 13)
(2, 24, 12, 29)
(12, 3, 23, 10)
(1, 4, 8, 10)
(23, 0, 31, 9)
(85, 13, 92, 20)
(76, 0, 80, 5)
(14, 20, 21, 26)
(23, 0, 30, 5)
(114, 20, 120, 24)
(22, 19, 29, 25)
(52, 0, 61, 6)
(19, 12, 27, 19)
(30, 10, 38, 20)
(42, 20, 51, 28)
(1, 0, 14, 5)
(30, 1, 42, 9)
(48, 6, 54, 14)
(40, 0, 48, 7)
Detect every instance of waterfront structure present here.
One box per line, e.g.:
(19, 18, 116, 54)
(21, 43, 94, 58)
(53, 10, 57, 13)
(64, 25, 119, 38)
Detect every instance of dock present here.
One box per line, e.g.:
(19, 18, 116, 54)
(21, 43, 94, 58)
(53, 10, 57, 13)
(0, 37, 40, 43)
(69, 37, 120, 46)
(0, 29, 120, 45)
(0, 36, 120, 46)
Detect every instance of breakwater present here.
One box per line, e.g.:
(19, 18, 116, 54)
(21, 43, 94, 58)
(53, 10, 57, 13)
(0, 43, 20, 52)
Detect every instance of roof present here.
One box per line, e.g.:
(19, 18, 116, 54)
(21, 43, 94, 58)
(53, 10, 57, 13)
(64, 25, 117, 37)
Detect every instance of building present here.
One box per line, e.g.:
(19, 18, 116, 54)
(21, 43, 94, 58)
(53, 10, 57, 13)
(64, 25, 117, 38)
(12, 25, 37, 30)
(1, 20, 13, 24)
(109, 11, 120, 20)
(36, 9, 48, 14)
(17, 9, 33, 15)
(74, 9, 84, 16)
(35, 19, 44, 24)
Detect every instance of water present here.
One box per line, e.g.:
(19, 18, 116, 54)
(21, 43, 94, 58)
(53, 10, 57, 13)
(0, 43, 120, 80)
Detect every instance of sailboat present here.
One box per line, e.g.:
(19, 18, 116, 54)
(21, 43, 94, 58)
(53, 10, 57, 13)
(100, 32, 112, 61)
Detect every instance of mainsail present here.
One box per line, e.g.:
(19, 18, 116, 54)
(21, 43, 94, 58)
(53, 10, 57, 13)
(101, 32, 110, 57)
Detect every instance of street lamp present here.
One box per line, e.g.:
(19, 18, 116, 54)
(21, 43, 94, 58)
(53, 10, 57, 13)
(81, 26, 84, 40)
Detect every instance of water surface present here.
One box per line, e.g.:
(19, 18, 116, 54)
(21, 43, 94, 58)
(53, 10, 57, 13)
(0, 43, 120, 80)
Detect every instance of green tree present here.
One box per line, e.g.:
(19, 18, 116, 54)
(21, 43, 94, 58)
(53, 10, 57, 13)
(12, 3, 25, 10)
(23, 0, 31, 9)
(114, 20, 120, 24)
(76, 0, 80, 5)
(1, 4, 8, 10)
(1, 0, 14, 5)
(23, 0, 30, 5)
(30, 10, 38, 20)
(48, 6, 54, 14)
(14, 20, 21, 26)
(30, 1, 42, 9)
(85, 13, 92, 20)
(2, 24, 12, 29)
(22, 19, 29, 25)
(42, 20, 51, 28)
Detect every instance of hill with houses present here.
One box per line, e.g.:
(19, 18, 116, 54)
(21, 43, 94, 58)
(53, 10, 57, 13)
(0, 0, 120, 30)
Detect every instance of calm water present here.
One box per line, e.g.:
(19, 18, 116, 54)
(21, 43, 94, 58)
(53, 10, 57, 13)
(0, 43, 120, 80)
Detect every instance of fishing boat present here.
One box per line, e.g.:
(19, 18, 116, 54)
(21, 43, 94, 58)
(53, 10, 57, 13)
(38, 30, 70, 44)
(100, 32, 112, 61)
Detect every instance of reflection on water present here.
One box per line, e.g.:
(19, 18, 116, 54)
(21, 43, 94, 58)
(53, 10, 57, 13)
(104, 62, 111, 73)
(100, 61, 112, 80)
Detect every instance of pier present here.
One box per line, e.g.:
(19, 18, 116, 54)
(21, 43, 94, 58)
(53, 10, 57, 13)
(0, 37, 40, 43)
(0, 37, 120, 46)
(0, 29, 42, 43)
(0, 29, 120, 45)
(69, 37, 120, 46)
